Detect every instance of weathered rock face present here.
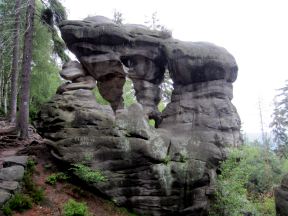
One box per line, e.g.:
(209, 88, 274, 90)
(57, 61, 96, 94)
(275, 174, 288, 216)
(59, 17, 167, 118)
(36, 16, 241, 215)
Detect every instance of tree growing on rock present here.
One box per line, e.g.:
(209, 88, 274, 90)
(112, 10, 123, 25)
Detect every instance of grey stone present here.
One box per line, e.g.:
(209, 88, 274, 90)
(0, 180, 19, 191)
(57, 76, 96, 94)
(0, 166, 25, 181)
(35, 15, 242, 216)
(60, 60, 86, 81)
(0, 189, 11, 206)
(163, 40, 238, 85)
(3, 156, 28, 167)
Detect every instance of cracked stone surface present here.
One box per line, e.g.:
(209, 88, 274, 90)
(3, 155, 28, 167)
(35, 15, 242, 216)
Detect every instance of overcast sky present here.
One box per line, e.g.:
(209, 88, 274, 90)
(62, 0, 288, 134)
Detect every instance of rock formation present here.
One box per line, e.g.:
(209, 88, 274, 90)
(36, 16, 241, 216)
(57, 61, 96, 94)
(275, 174, 288, 216)
(0, 156, 28, 206)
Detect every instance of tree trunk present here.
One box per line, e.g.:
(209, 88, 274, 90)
(18, 0, 35, 139)
(9, 0, 22, 123)
(0, 65, 3, 111)
(4, 82, 8, 114)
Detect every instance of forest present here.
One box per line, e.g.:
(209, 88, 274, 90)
(0, 0, 288, 215)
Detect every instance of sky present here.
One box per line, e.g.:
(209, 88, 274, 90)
(62, 0, 288, 134)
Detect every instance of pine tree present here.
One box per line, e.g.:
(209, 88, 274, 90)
(271, 80, 288, 158)
(19, 0, 35, 138)
(9, 0, 22, 123)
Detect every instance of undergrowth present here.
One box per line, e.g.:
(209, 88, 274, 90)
(71, 163, 107, 183)
(2, 193, 32, 216)
(46, 172, 69, 185)
(2, 159, 44, 215)
(63, 199, 91, 216)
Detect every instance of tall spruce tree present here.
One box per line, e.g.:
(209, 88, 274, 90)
(271, 80, 288, 158)
(19, 0, 35, 138)
(9, 0, 22, 123)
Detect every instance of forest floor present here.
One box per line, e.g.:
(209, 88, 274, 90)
(0, 120, 131, 216)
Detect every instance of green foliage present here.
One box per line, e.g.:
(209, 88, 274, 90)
(22, 159, 44, 204)
(271, 80, 288, 158)
(179, 154, 188, 163)
(63, 199, 90, 216)
(163, 156, 171, 165)
(71, 163, 107, 183)
(149, 119, 155, 127)
(2, 193, 33, 215)
(209, 145, 287, 216)
(45, 172, 69, 185)
(30, 187, 44, 204)
(123, 78, 136, 107)
(254, 196, 276, 216)
(26, 159, 36, 172)
(158, 101, 166, 112)
(93, 87, 110, 105)
(30, 10, 61, 120)
(93, 78, 136, 108)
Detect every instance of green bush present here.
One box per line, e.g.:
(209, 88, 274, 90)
(254, 196, 276, 216)
(209, 145, 287, 216)
(29, 187, 44, 204)
(46, 174, 58, 185)
(63, 199, 90, 216)
(45, 172, 69, 185)
(71, 164, 106, 183)
(2, 193, 33, 216)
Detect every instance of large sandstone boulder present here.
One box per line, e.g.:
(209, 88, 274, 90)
(35, 15, 241, 216)
(275, 174, 288, 216)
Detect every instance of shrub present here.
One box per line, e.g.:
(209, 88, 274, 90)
(29, 187, 44, 204)
(45, 172, 69, 185)
(209, 145, 287, 216)
(46, 173, 58, 185)
(2, 193, 33, 216)
(63, 199, 90, 216)
(71, 164, 106, 183)
(254, 195, 276, 216)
